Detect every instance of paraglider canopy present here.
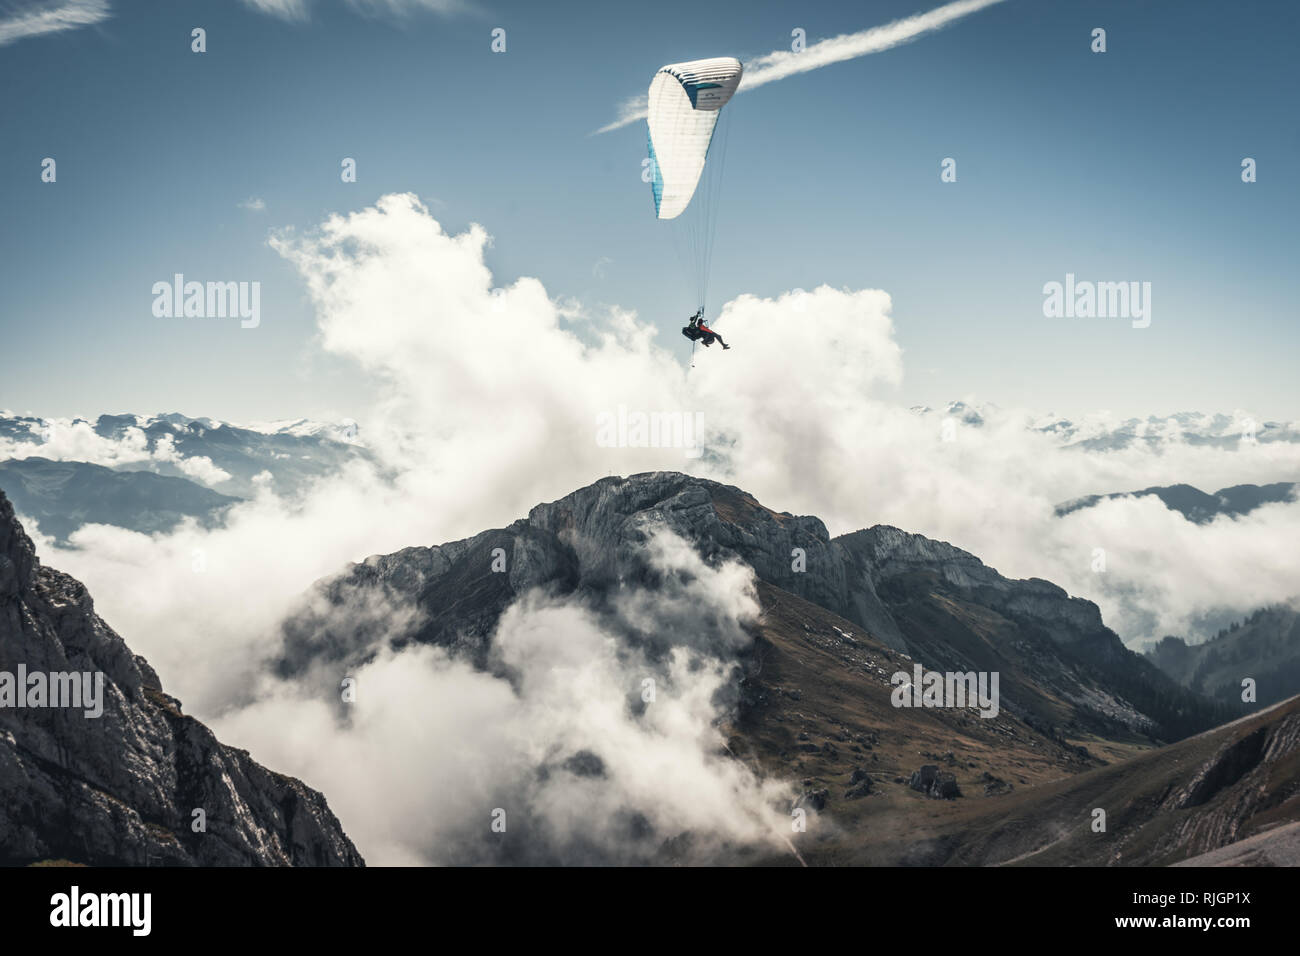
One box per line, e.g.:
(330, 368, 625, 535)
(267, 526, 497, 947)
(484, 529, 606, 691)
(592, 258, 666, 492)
(646, 57, 743, 220)
(647, 56, 742, 327)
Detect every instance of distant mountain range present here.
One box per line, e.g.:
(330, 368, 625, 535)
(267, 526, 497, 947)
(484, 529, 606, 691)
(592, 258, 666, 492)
(1056, 481, 1298, 523)
(1044, 411, 1300, 451)
(911, 402, 1300, 449)
(7, 406, 1296, 545)
(0, 458, 240, 543)
(0, 411, 368, 499)
(0, 411, 371, 540)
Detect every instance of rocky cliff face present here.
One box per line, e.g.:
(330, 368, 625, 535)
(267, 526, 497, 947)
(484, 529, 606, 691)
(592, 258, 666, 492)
(0, 490, 363, 867)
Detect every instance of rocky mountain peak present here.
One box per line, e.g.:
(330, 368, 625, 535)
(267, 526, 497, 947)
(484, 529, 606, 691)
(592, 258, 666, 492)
(283, 470, 1227, 745)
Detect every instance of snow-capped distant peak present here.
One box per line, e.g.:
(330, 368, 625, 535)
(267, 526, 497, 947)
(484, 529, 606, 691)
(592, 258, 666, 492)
(238, 418, 362, 443)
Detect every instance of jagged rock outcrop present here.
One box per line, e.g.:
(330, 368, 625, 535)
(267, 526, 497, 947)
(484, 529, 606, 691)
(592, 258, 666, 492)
(0, 490, 363, 867)
(844, 768, 872, 799)
(793, 788, 829, 812)
(1173, 727, 1269, 810)
(1151, 710, 1300, 855)
(908, 764, 962, 799)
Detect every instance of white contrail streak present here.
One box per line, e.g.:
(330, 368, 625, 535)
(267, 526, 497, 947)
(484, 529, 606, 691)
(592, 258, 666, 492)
(0, 0, 110, 47)
(592, 0, 1009, 134)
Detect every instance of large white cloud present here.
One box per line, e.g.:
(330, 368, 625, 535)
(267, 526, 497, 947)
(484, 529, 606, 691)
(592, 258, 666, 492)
(209, 529, 796, 865)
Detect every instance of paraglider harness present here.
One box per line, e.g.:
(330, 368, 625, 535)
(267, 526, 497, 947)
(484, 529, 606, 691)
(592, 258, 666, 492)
(682, 309, 728, 348)
(681, 310, 705, 342)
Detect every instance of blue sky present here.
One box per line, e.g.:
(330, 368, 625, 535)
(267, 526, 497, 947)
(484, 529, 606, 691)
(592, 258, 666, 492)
(1, 0, 1296, 422)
